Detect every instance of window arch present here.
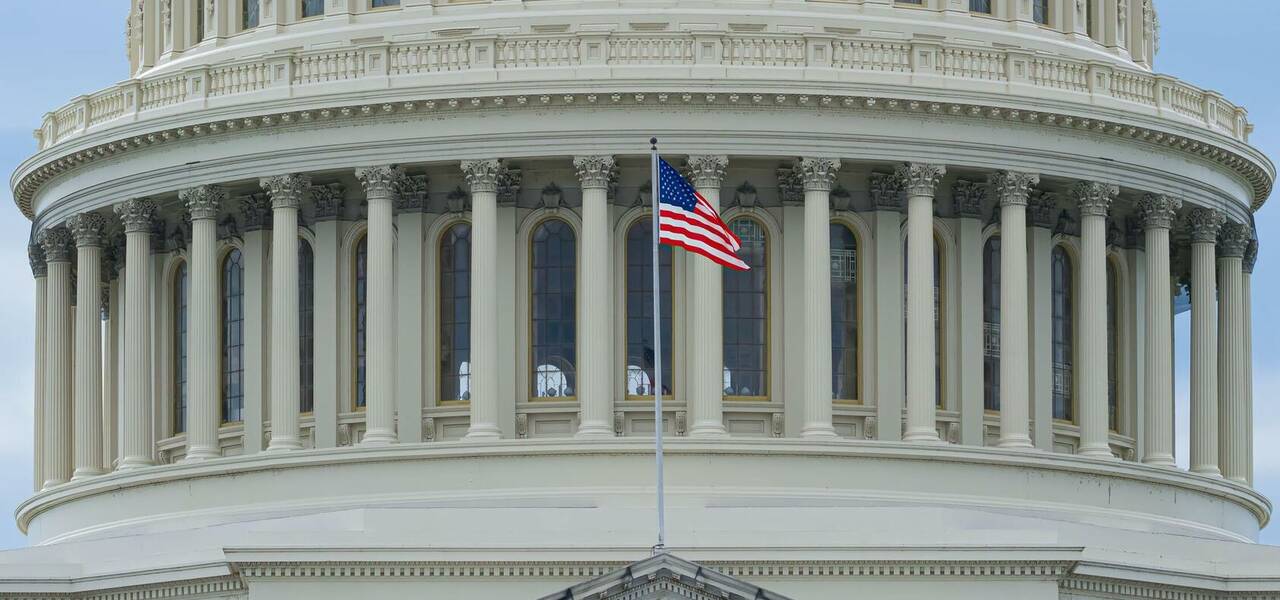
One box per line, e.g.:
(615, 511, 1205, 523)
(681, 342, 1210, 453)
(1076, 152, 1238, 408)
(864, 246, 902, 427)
(1051, 245, 1075, 422)
(983, 235, 1001, 412)
(221, 248, 245, 423)
(299, 239, 315, 413)
(625, 218, 673, 398)
(530, 219, 577, 399)
(353, 233, 368, 409)
(724, 217, 768, 400)
(902, 232, 946, 407)
(173, 261, 189, 435)
(440, 222, 472, 402)
(831, 223, 859, 402)
(1107, 257, 1119, 432)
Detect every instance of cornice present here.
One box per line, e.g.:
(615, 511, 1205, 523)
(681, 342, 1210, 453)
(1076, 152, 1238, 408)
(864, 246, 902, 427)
(11, 88, 1272, 221)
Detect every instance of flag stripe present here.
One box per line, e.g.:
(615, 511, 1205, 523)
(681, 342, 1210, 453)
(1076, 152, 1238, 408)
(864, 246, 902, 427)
(659, 230, 750, 271)
(656, 157, 749, 271)
(659, 207, 737, 250)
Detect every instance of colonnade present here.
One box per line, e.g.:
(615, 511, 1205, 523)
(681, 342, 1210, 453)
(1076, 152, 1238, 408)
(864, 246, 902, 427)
(27, 157, 1257, 489)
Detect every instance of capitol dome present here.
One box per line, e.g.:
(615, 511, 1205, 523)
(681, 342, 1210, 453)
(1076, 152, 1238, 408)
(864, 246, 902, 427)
(5, 0, 1278, 598)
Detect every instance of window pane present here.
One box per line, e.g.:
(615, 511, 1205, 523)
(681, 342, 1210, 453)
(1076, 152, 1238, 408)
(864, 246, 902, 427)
(1033, 0, 1049, 25)
(174, 262, 188, 434)
(196, 0, 206, 41)
(440, 223, 473, 402)
(970, 0, 992, 13)
(222, 249, 245, 423)
(355, 236, 368, 408)
(299, 240, 315, 413)
(531, 220, 577, 399)
(1052, 247, 1074, 421)
(244, 0, 260, 29)
(1107, 259, 1118, 431)
(371, 0, 400, 6)
(983, 236, 1000, 411)
(302, 0, 324, 18)
(625, 219, 673, 397)
(831, 225, 858, 401)
(723, 218, 768, 398)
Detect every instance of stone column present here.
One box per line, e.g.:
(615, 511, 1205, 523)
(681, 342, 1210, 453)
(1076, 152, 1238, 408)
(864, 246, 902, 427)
(461, 160, 503, 440)
(68, 213, 106, 480)
(1243, 241, 1257, 485)
(115, 199, 156, 470)
(1072, 181, 1119, 459)
(1136, 194, 1180, 467)
(179, 185, 225, 461)
(1216, 221, 1250, 483)
(1187, 207, 1223, 476)
(261, 174, 311, 451)
(897, 163, 946, 444)
(687, 155, 730, 438)
(30, 244, 47, 490)
(990, 171, 1039, 449)
(798, 158, 841, 438)
(39, 227, 74, 488)
(354, 166, 403, 446)
(574, 156, 617, 438)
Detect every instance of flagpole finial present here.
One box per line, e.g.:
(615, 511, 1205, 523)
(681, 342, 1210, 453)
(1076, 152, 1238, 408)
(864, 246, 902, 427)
(650, 137, 658, 149)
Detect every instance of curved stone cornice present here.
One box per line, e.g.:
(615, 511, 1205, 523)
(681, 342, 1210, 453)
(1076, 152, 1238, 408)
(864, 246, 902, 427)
(1135, 193, 1182, 231)
(1217, 222, 1252, 258)
(1186, 207, 1225, 244)
(38, 225, 73, 263)
(988, 171, 1040, 208)
(573, 156, 617, 191)
(178, 185, 226, 220)
(28, 243, 46, 278)
(114, 198, 157, 234)
(354, 165, 406, 200)
(796, 158, 841, 193)
(686, 155, 729, 190)
(259, 173, 313, 210)
(895, 163, 946, 198)
(460, 159, 503, 195)
(67, 212, 107, 248)
(1071, 181, 1119, 217)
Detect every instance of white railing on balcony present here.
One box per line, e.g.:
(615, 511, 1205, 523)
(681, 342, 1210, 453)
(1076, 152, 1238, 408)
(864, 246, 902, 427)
(34, 31, 1252, 152)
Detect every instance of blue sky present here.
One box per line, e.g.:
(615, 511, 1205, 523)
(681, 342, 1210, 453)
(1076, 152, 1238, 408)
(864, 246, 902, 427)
(0, 2, 1275, 549)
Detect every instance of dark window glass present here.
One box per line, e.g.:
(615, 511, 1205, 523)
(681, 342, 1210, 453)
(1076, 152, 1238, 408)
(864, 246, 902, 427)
(970, 0, 992, 13)
(243, 0, 260, 29)
(1107, 259, 1119, 432)
(831, 224, 858, 401)
(196, 0, 206, 41)
(1033, 0, 1050, 25)
(371, 0, 400, 6)
(902, 235, 945, 407)
(896, 0, 924, 4)
(1087, 0, 1096, 36)
(723, 218, 768, 398)
(531, 220, 577, 399)
(626, 219, 673, 397)
(299, 239, 315, 413)
(355, 235, 368, 408)
(302, 0, 324, 18)
(440, 223, 472, 402)
(1052, 246, 1074, 421)
(174, 262, 189, 434)
(222, 249, 245, 423)
(983, 236, 1001, 412)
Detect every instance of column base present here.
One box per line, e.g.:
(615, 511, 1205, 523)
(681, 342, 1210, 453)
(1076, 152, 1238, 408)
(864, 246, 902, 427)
(70, 467, 106, 481)
(360, 430, 398, 446)
(1142, 454, 1176, 468)
(114, 457, 155, 471)
(40, 479, 67, 491)
(996, 434, 1035, 449)
(1191, 465, 1223, 478)
(1077, 444, 1118, 460)
(575, 423, 615, 439)
(265, 439, 304, 452)
(903, 428, 943, 444)
(689, 423, 729, 438)
(463, 424, 503, 441)
(181, 448, 221, 463)
(800, 425, 839, 439)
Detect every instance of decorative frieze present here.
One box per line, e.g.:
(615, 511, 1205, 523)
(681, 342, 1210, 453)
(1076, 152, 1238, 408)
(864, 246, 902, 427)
(67, 213, 107, 248)
(951, 180, 986, 219)
(260, 173, 313, 210)
(540, 183, 564, 209)
(179, 184, 227, 220)
(734, 181, 758, 208)
(446, 187, 469, 213)
(869, 173, 905, 212)
(115, 198, 157, 234)
(1186, 207, 1224, 244)
(1135, 193, 1181, 230)
(797, 158, 841, 193)
(988, 171, 1039, 207)
(1218, 221, 1252, 258)
(1071, 181, 1118, 218)
(573, 155, 617, 190)
(895, 163, 946, 198)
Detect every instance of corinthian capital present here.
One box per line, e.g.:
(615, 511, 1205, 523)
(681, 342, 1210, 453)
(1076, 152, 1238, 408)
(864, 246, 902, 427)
(1135, 194, 1182, 231)
(260, 173, 313, 210)
(988, 171, 1040, 207)
(1071, 181, 1118, 217)
(573, 156, 617, 190)
(1028, 190, 1059, 228)
(951, 180, 986, 219)
(179, 184, 227, 220)
(685, 155, 729, 190)
(798, 158, 842, 193)
(1185, 207, 1224, 243)
(311, 184, 346, 221)
(354, 165, 406, 199)
(869, 172, 905, 211)
(1244, 239, 1259, 274)
(1217, 221, 1252, 258)
(895, 163, 946, 198)
(67, 213, 107, 247)
(115, 199, 157, 234)
(460, 159, 503, 194)
(29, 243, 46, 278)
(38, 225, 74, 263)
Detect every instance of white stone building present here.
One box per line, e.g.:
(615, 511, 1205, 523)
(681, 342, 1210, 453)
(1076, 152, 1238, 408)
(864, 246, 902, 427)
(3, 0, 1277, 597)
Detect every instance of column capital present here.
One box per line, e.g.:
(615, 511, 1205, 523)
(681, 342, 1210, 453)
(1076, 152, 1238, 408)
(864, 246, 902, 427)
(1028, 190, 1059, 228)
(38, 226, 73, 263)
(67, 213, 107, 248)
(1244, 239, 1259, 274)
(311, 184, 346, 221)
(951, 180, 987, 219)
(1071, 181, 1118, 217)
(797, 157, 842, 192)
(988, 171, 1040, 207)
(1218, 221, 1252, 258)
(397, 175, 430, 213)
(29, 243, 47, 277)
(1186, 207, 1224, 243)
(179, 185, 227, 220)
(115, 199, 158, 234)
(460, 159, 504, 194)
(573, 156, 617, 190)
(870, 172, 905, 212)
(260, 173, 313, 210)
(895, 162, 946, 198)
(355, 165, 406, 199)
(1135, 193, 1182, 231)
(238, 194, 272, 232)
(685, 155, 729, 190)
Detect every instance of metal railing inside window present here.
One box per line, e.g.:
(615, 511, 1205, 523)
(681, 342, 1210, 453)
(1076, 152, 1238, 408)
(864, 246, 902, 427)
(174, 262, 188, 434)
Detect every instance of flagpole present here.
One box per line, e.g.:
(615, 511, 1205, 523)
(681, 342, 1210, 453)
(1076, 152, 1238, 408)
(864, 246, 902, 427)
(649, 137, 666, 554)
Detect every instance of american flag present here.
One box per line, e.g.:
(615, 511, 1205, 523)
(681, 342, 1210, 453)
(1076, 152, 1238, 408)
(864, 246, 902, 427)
(656, 158, 750, 271)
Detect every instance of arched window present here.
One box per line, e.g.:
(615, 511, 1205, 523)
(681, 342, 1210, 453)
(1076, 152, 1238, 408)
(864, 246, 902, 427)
(440, 223, 472, 402)
(299, 239, 315, 413)
(302, 0, 324, 18)
(626, 219, 673, 398)
(831, 224, 858, 401)
(221, 249, 245, 423)
(902, 233, 946, 407)
(243, 0, 260, 29)
(983, 236, 1001, 411)
(724, 217, 768, 399)
(354, 234, 368, 409)
(173, 261, 188, 434)
(531, 219, 577, 399)
(1107, 258, 1119, 432)
(1051, 246, 1075, 422)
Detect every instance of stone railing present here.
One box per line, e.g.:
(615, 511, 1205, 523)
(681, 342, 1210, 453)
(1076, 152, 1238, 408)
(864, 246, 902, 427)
(33, 31, 1251, 152)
